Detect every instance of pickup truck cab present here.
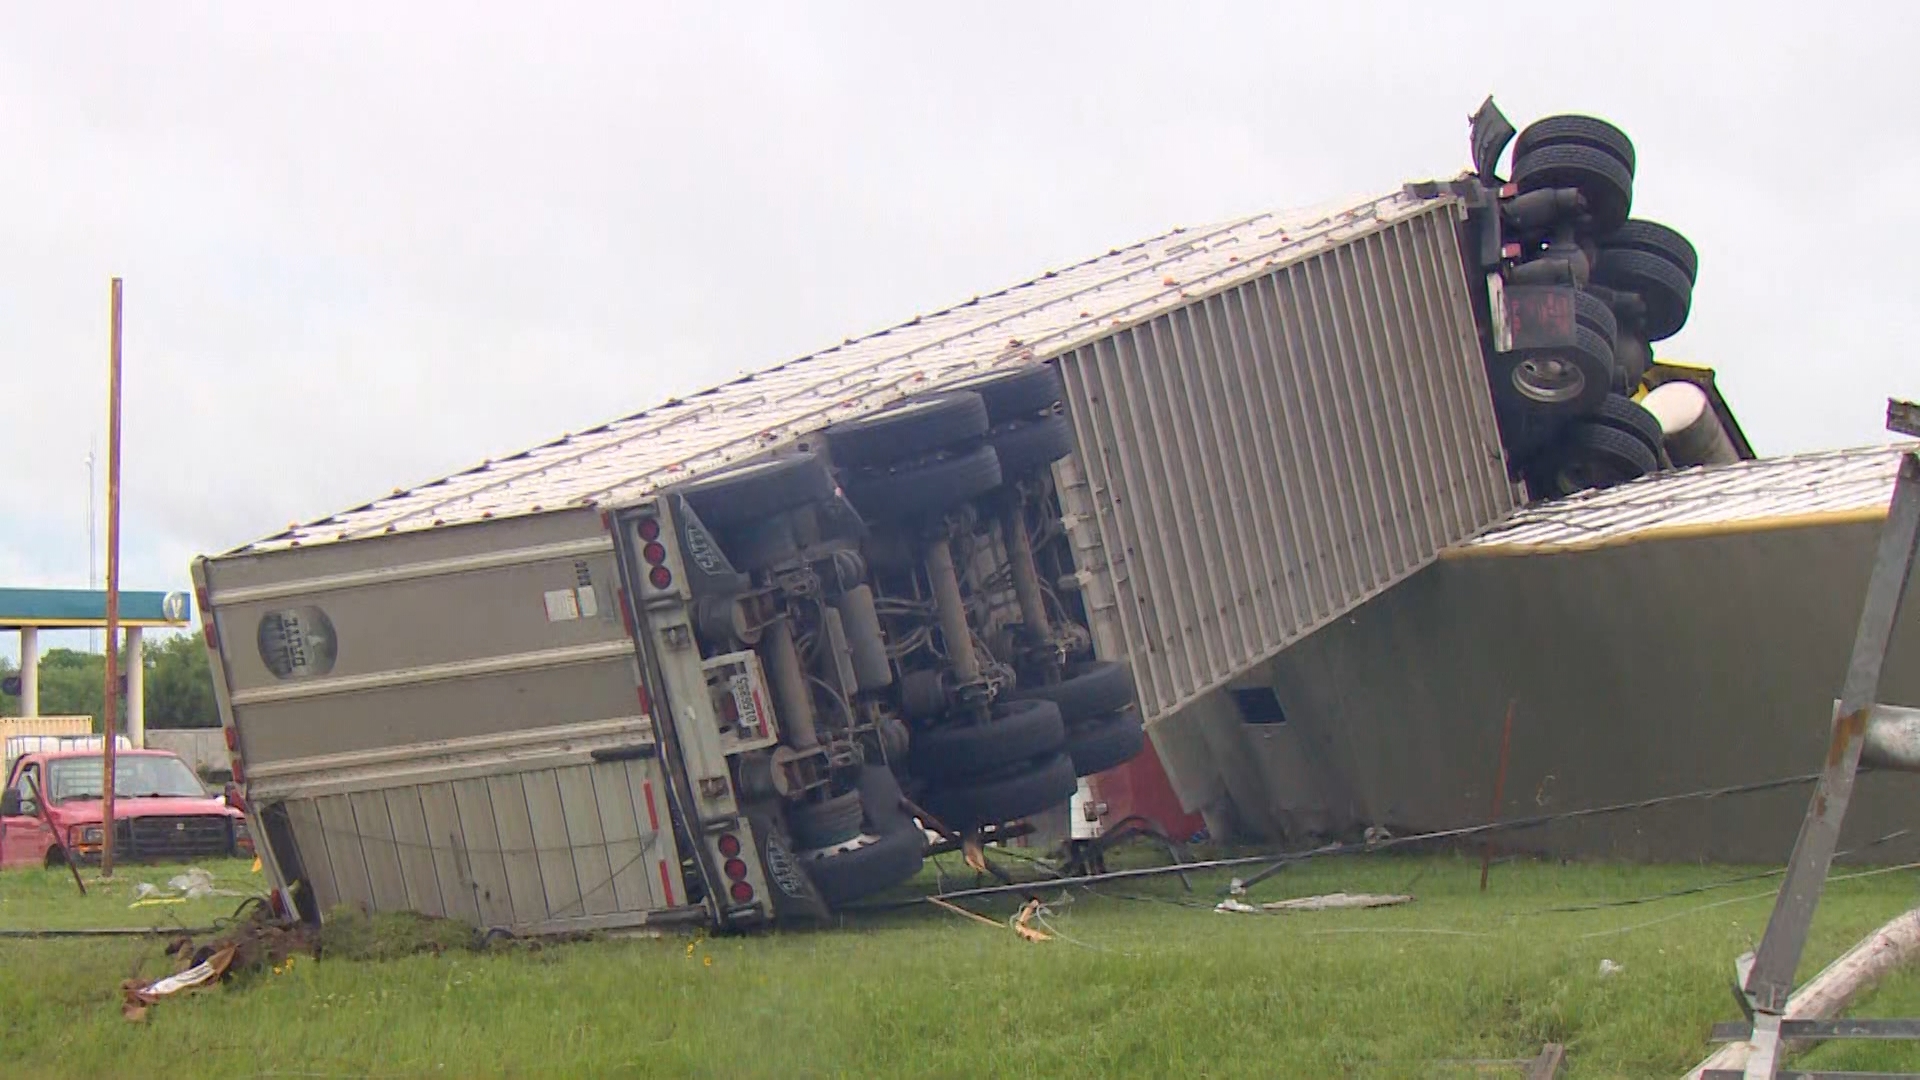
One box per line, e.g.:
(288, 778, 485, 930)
(0, 749, 252, 869)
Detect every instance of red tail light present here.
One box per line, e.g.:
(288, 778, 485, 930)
(648, 566, 672, 590)
(224, 727, 239, 752)
(642, 541, 667, 565)
(717, 833, 741, 857)
(723, 858, 748, 881)
(728, 881, 754, 904)
(230, 759, 246, 784)
(636, 517, 661, 541)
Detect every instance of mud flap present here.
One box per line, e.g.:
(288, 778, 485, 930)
(743, 802, 830, 924)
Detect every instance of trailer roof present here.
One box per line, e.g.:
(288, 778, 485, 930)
(239, 186, 1452, 553)
(1456, 442, 1917, 554)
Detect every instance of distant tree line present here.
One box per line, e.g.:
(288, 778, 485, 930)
(0, 632, 219, 729)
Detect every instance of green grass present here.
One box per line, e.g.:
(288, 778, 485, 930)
(2, 853, 1918, 1078)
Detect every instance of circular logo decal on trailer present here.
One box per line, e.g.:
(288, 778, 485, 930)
(257, 606, 338, 680)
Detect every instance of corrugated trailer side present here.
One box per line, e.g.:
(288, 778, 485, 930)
(1055, 200, 1510, 723)
(193, 509, 694, 933)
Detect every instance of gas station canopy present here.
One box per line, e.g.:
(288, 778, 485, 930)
(0, 588, 193, 629)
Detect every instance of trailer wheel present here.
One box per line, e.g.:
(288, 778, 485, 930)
(1513, 143, 1633, 235)
(788, 791, 866, 850)
(986, 413, 1076, 478)
(1065, 707, 1147, 777)
(921, 751, 1079, 830)
(1512, 115, 1636, 175)
(1010, 659, 1136, 722)
(676, 452, 837, 530)
(1528, 421, 1659, 499)
(824, 391, 990, 469)
(802, 766, 925, 906)
(908, 699, 1067, 782)
(841, 445, 1003, 522)
(715, 514, 801, 573)
(1573, 289, 1618, 346)
(934, 365, 1065, 423)
(1601, 219, 1697, 282)
(1592, 248, 1692, 341)
(899, 669, 947, 720)
(1493, 324, 1613, 418)
(1591, 394, 1665, 461)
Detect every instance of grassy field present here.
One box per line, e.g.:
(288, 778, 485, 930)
(2, 852, 1917, 1078)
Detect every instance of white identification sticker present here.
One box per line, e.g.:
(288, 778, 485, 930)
(544, 589, 580, 622)
(576, 586, 599, 619)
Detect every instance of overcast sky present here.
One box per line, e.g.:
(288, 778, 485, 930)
(4, 3, 1916, 657)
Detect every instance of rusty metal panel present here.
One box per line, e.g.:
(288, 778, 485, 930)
(1055, 204, 1512, 722)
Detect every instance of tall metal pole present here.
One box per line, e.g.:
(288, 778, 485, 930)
(100, 278, 124, 879)
(87, 449, 97, 654)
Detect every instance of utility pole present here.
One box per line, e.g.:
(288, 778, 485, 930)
(87, 448, 97, 654)
(100, 278, 124, 879)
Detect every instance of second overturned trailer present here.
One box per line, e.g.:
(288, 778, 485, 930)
(196, 182, 1515, 933)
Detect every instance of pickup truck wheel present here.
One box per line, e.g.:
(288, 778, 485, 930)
(1512, 115, 1636, 174)
(788, 791, 866, 850)
(1592, 394, 1665, 460)
(1573, 289, 1617, 346)
(908, 699, 1067, 782)
(1527, 421, 1659, 498)
(1010, 659, 1136, 722)
(1592, 248, 1692, 341)
(1513, 143, 1633, 235)
(825, 392, 990, 469)
(1601, 219, 1697, 282)
(1066, 707, 1147, 777)
(934, 365, 1065, 423)
(986, 413, 1076, 478)
(715, 515, 800, 573)
(676, 452, 836, 529)
(921, 751, 1078, 830)
(1493, 324, 1613, 418)
(842, 445, 1003, 522)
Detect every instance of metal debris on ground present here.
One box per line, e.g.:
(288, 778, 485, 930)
(120, 944, 237, 1022)
(1011, 900, 1052, 943)
(128, 867, 252, 908)
(1213, 892, 1414, 915)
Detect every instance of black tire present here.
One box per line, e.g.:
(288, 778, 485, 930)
(841, 445, 1003, 522)
(934, 365, 1064, 423)
(1490, 324, 1613, 419)
(1601, 219, 1697, 282)
(1591, 394, 1665, 460)
(676, 453, 836, 530)
(1513, 115, 1636, 175)
(1592, 249, 1692, 341)
(1573, 289, 1617, 346)
(987, 414, 1076, 478)
(715, 515, 800, 573)
(788, 791, 865, 850)
(921, 752, 1079, 830)
(1612, 332, 1652, 393)
(908, 699, 1067, 783)
(1528, 422, 1659, 499)
(1065, 708, 1147, 778)
(825, 392, 989, 469)
(802, 821, 925, 907)
(1010, 659, 1136, 723)
(1513, 144, 1633, 235)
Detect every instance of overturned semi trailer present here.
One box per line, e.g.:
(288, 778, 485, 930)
(1144, 443, 1920, 864)
(197, 187, 1518, 933)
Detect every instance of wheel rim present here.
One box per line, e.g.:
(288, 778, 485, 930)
(1512, 356, 1588, 404)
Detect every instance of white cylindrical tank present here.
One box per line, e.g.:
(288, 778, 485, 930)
(1642, 381, 1740, 467)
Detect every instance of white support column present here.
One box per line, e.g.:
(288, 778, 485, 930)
(19, 627, 39, 717)
(125, 626, 144, 748)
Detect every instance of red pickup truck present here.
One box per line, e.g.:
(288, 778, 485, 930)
(0, 749, 252, 869)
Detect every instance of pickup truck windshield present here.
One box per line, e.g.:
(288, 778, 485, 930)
(45, 756, 208, 802)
